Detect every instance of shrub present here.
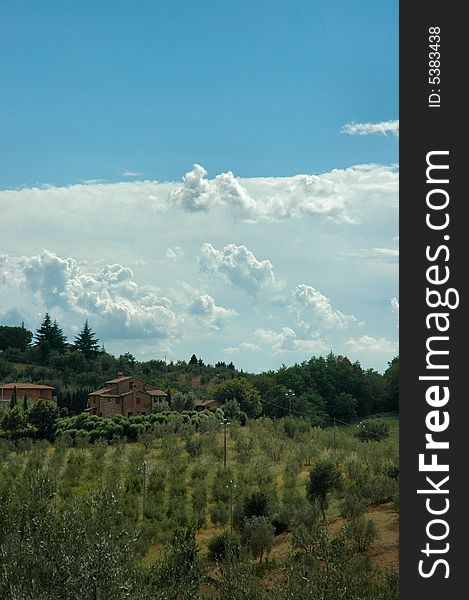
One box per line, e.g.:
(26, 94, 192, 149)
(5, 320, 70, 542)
(207, 531, 241, 562)
(340, 516, 377, 552)
(243, 491, 270, 520)
(209, 502, 229, 526)
(340, 492, 369, 520)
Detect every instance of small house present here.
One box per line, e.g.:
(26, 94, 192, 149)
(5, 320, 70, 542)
(194, 398, 222, 411)
(87, 373, 167, 418)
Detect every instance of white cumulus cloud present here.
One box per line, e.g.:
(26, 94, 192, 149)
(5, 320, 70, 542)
(0, 163, 398, 227)
(7, 250, 178, 341)
(341, 119, 399, 137)
(391, 297, 399, 328)
(169, 164, 255, 217)
(186, 293, 236, 331)
(223, 342, 261, 354)
(291, 284, 357, 332)
(165, 246, 185, 261)
(255, 327, 329, 355)
(345, 335, 398, 354)
(199, 242, 284, 296)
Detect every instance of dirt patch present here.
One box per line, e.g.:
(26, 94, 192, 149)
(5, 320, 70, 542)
(330, 502, 399, 571)
(240, 502, 399, 571)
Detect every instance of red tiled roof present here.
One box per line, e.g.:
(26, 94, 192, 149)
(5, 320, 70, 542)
(91, 377, 167, 398)
(105, 376, 133, 384)
(120, 390, 145, 397)
(146, 388, 167, 396)
(88, 387, 112, 396)
(0, 383, 55, 390)
(195, 399, 219, 407)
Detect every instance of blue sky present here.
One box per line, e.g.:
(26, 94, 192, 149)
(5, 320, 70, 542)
(1, 0, 397, 187)
(0, 1, 398, 372)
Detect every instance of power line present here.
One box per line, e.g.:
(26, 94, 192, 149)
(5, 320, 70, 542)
(333, 417, 351, 426)
(259, 396, 353, 426)
(259, 396, 311, 417)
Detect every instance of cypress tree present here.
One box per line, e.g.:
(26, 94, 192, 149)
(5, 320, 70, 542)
(10, 385, 17, 409)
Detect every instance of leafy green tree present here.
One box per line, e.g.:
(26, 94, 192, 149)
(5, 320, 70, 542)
(384, 356, 399, 412)
(328, 392, 357, 422)
(118, 352, 136, 370)
(74, 320, 100, 359)
(27, 399, 59, 440)
(22, 393, 28, 412)
(189, 354, 198, 365)
(364, 368, 387, 413)
(1, 405, 26, 434)
(210, 502, 230, 526)
(0, 324, 33, 351)
(171, 391, 196, 412)
(306, 459, 342, 520)
(222, 398, 243, 420)
(241, 516, 275, 563)
(213, 378, 262, 418)
(155, 527, 204, 598)
(243, 491, 270, 520)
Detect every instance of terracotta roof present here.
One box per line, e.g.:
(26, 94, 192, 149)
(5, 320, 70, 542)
(195, 399, 219, 407)
(0, 383, 55, 390)
(120, 390, 149, 397)
(146, 388, 168, 397)
(105, 376, 133, 384)
(88, 387, 112, 396)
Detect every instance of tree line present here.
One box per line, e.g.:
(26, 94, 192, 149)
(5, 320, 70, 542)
(0, 318, 399, 427)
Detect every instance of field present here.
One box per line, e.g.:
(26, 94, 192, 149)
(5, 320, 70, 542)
(0, 415, 399, 599)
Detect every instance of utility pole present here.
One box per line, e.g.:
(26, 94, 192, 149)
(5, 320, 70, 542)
(221, 417, 230, 467)
(142, 461, 148, 517)
(226, 479, 236, 533)
(286, 389, 294, 416)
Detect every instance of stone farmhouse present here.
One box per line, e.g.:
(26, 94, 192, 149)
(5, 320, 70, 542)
(88, 374, 168, 418)
(0, 383, 56, 410)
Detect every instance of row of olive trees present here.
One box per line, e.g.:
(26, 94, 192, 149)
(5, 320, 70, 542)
(0, 416, 398, 597)
(0, 457, 397, 600)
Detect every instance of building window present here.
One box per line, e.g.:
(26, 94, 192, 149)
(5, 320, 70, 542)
(127, 411, 133, 417)
(136, 397, 141, 404)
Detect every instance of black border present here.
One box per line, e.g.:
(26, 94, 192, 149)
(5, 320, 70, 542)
(400, 3, 466, 596)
